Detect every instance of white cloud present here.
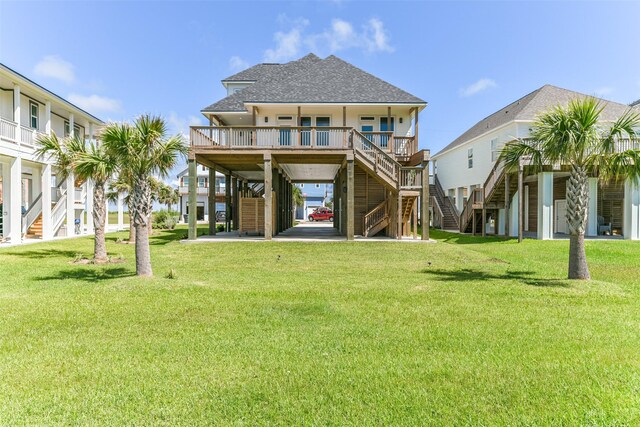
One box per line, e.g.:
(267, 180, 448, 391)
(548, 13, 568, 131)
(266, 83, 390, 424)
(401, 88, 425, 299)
(229, 56, 249, 72)
(593, 86, 613, 97)
(34, 55, 75, 84)
(263, 18, 308, 62)
(459, 78, 497, 97)
(167, 112, 203, 138)
(67, 93, 122, 113)
(264, 17, 394, 62)
(363, 18, 393, 53)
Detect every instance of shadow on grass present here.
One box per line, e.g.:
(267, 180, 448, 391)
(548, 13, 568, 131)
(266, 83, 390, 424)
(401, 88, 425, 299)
(429, 229, 512, 245)
(37, 267, 133, 283)
(4, 249, 84, 259)
(421, 267, 570, 288)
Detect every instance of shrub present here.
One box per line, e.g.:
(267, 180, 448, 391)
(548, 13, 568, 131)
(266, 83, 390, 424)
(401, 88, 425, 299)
(216, 223, 226, 232)
(153, 209, 180, 230)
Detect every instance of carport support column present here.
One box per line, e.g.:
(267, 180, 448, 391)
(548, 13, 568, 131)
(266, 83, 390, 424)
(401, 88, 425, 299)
(187, 159, 197, 240)
(41, 164, 52, 240)
(346, 159, 354, 240)
(225, 173, 231, 232)
(537, 172, 554, 240)
(586, 177, 598, 237)
(8, 157, 22, 242)
(623, 178, 640, 240)
(264, 155, 273, 240)
(208, 166, 216, 235)
(421, 161, 429, 240)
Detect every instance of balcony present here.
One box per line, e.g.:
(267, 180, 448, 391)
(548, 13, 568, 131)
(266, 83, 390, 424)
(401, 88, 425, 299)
(0, 117, 45, 147)
(190, 126, 418, 158)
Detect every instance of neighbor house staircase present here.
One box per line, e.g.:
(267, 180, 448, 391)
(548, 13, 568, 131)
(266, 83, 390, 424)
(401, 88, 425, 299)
(430, 176, 460, 231)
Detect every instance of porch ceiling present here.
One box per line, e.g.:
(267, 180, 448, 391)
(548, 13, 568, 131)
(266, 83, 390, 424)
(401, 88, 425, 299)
(280, 163, 340, 182)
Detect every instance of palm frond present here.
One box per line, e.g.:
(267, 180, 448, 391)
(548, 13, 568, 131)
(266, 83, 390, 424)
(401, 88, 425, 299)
(498, 139, 544, 173)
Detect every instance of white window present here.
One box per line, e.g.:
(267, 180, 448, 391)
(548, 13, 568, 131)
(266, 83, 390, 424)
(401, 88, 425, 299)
(491, 138, 500, 162)
(30, 102, 39, 129)
(468, 148, 473, 169)
(64, 120, 70, 137)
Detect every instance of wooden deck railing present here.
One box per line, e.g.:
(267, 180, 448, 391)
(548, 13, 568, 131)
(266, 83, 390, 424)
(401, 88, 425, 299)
(399, 167, 422, 189)
(191, 126, 351, 149)
(191, 126, 418, 157)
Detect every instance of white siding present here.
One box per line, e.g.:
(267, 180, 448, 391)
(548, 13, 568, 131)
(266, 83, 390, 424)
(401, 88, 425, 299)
(433, 122, 521, 195)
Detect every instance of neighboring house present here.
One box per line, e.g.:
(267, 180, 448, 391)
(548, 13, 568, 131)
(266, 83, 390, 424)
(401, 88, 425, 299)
(431, 84, 640, 240)
(187, 53, 430, 239)
(295, 183, 333, 220)
(176, 165, 226, 222)
(0, 63, 118, 244)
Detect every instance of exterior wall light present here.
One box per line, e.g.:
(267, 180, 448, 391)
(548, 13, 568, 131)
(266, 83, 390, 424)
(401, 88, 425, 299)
(264, 117, 269, 123)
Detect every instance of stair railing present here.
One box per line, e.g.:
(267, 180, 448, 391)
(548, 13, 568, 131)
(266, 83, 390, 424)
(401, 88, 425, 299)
(363, 199, 389, 237)
(430, 195, 444, 229)
(352, 129, 399, 185)
(51, 179, 69, 235)
(22, 193, 43, 234)
(459, 188, 484, 232)
(482, 160, 505, 204)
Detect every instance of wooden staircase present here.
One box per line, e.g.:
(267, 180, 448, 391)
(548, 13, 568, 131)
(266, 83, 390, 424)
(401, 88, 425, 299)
(26, 214, 43, 238)
(431, 177, 460, 231)
(363, 200, 390, 237)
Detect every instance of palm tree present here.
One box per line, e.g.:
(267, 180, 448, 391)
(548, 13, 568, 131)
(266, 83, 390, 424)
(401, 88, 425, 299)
(36, 133, 117, 263)
(101, 115, 187, 276)
(500, 97, 640, 280)
(107, 175, 135, 243)
(157, 183, 179, 212)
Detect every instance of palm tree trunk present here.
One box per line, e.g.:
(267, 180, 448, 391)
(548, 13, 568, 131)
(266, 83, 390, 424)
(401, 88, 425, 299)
(566, 164, 590, 280)
(135, 222, 152, 276)
(128, 214, 136, 243)
(93, 181, 108, 263)
(131, 175, 153, 276)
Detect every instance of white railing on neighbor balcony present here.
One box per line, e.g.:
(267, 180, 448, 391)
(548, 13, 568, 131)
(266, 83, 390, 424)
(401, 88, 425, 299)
(20, 125, 44, 147)
(0, 118, 17, 141)
(191, 126, 351, 149)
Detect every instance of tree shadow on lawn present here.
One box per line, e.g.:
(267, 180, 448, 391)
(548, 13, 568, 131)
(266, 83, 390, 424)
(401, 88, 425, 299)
(4, 249, 85, 259)
(421, 267, 570, 288)
(36, 267, 133, 283)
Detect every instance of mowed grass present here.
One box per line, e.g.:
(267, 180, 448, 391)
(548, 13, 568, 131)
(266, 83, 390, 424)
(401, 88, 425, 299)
(1, 227, 639, 425)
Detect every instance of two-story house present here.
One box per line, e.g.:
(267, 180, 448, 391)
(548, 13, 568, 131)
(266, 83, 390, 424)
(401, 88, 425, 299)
(0, 63, 115, 244)
(176, 166, 226, 224)
(187, 53, 430, 240)
(432, 84, 640, 240)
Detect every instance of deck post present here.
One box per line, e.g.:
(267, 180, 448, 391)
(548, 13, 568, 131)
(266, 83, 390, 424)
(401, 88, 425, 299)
(421, 161, 430, 240)
(208, 165, 216, 235)
(346, 159, 354, 240)
(518, 162, 524, 243)
(504, 173, 510, 237)
(264, 155, 273, 240)
(225, 173, 231, 232)
(472, 210, 476, 235)
(412, 197, 418, 239)
(187, 159, 197, 240)
(397, 192, 402, 240)
(232, 176, 239, 231)
(482, 206, 487, 237)
(273, 169, 280, 233)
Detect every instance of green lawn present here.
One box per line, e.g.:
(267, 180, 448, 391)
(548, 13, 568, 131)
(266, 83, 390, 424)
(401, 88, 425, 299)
(1, 227, 639, 425)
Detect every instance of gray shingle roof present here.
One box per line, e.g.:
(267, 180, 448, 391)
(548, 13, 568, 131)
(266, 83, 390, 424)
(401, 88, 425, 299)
(631, 99, 640, 107)
(434, 84, 636, 157)
(203, 54, 426, 113)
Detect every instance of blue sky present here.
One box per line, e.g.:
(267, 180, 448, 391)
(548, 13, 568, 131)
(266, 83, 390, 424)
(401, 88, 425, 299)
(2, 0, 639, 174)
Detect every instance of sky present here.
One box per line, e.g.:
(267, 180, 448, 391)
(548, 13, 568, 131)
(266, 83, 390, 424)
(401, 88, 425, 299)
(1, 0, 639, 180)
